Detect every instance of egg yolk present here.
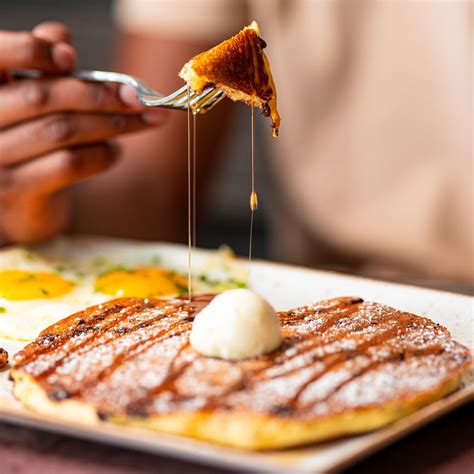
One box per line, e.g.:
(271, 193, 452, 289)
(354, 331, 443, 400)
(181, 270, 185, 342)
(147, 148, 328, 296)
(0, 270, 74, 300)
(94, 267, 188, 298)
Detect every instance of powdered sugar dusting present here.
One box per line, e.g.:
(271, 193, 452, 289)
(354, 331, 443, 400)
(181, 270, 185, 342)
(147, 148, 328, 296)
(13, 296, 471, 421)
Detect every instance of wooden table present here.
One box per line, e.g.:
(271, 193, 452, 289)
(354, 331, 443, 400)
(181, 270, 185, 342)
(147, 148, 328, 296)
(1, 402, 472, 474)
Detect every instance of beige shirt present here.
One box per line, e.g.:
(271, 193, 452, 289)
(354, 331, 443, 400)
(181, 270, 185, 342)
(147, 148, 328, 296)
(116, 0, 473, 283)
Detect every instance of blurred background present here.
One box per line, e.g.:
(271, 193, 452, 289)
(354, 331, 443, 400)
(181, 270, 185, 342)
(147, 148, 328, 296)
(0, 0, 271, 257)
(1, 0, 472, 293)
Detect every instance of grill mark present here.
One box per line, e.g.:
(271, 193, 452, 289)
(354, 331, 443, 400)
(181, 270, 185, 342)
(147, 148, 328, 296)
(278, 298, 363, 325)
(43, 315, 190, 397)
(219, 321, 410, 413)
(14, 300, 141, 365)
(31, 301, 165, 378)
(248, 303, 396, 382)
(31, 296, 212, 395)
(85, 301, 207, 386)
(300, 344, 446, 411)
(70, 321, 193, 398)
(250, 318, 399, 383)
(126, 342, 194, 416)
(287, 313, 424, 405)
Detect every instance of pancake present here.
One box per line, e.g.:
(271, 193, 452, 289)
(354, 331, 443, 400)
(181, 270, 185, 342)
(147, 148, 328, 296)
(11, 296, 471, 449)
(0, 348, 7, 369)
(179, 21, 281, 137)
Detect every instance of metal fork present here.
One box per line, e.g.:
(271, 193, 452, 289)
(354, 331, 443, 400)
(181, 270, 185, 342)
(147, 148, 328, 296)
(13, 69, 226, 114)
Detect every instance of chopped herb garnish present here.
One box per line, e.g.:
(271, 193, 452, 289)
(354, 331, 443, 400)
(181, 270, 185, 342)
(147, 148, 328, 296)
(98, 265, 131, 276)
(151, 256, 162, 265)
(175, 282, 189, 294)
(55, 265, 66, 273)
(40, 288, 49, 295)
(197, 274, 247, 289)
(93, 257, 107, 267)
(23, 251, 34, 261)
(20, 273, 37, 282)
(0, 307, 6, 313)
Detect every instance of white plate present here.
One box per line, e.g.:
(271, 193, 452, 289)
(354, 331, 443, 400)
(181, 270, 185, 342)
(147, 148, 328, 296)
(0, 238, 472, 473)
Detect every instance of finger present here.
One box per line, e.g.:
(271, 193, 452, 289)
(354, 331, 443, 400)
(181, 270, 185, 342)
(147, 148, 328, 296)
(0, 31, 75, 71)
(0, 190, 71, 245)
(119, 84, 142, 107)
(0, 78, 146, 128)
(9, 142, 119, 195)
(32, 22, 72, 44)
(0, 110, 164, 166)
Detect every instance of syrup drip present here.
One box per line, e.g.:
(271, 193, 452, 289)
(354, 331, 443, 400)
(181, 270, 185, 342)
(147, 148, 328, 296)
(248, 106, 256, 273)
(192, 113, 197, 249)
(186, 86, 193, 300)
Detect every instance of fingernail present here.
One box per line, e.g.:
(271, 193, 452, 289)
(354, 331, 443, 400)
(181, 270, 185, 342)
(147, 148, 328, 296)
(119, 84, 142, 108)
(142, 109, 166, 125)
(52, 42, 76, 70)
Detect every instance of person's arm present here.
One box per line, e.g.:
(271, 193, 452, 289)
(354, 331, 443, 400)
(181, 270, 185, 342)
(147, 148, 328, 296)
(70, 32, 234, 242)
(0, 22, 165, 245)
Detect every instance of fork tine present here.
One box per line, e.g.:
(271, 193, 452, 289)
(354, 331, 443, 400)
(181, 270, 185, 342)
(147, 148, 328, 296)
(193, 89, 226, 114)
(139, 81, 225, 114)
(170, 86, 213, 108)
(189, 87, 215, 106)
(160, 85, 189, 105)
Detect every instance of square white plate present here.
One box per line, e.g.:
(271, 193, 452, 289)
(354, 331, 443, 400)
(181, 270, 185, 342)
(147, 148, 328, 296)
(0, 238, 472, 472)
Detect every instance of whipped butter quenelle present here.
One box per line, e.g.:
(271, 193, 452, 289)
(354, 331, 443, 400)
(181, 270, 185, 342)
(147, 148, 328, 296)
(190, 289, 282, 360)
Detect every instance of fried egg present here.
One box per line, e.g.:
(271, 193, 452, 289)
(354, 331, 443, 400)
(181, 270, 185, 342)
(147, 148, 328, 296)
(0, 236, 247, 342)
(0, 270, 74, 300)
(94, 267, 188, 298)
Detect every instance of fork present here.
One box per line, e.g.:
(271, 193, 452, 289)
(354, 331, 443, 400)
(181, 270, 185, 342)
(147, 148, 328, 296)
(13, 69, 226, 114)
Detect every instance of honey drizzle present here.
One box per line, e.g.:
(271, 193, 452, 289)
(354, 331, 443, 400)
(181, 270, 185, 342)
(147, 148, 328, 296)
(248, 106, 256, 273)
(186, 86, 192, 300)
(192, 113, 197, 249)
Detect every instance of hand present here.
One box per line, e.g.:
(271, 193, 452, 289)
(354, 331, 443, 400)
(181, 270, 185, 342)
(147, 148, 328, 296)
(0, 22, 167, 245)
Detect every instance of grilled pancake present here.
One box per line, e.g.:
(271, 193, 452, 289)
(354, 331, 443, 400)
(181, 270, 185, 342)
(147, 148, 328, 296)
(0, 348, 7, 369)
(179, 21, 281, 137)
(11, 296, 471, 449)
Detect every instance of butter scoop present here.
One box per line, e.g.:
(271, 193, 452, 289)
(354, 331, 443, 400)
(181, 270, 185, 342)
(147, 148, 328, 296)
(190, 289, 282, 360)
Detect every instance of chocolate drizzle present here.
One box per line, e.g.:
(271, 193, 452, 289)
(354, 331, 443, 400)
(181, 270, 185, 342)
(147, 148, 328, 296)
(13, 296, 471, 421)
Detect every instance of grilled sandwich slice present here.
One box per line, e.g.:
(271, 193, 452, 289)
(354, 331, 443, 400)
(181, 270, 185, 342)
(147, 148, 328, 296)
(180, 21, 281, 137)
(11, 296, 471, 450)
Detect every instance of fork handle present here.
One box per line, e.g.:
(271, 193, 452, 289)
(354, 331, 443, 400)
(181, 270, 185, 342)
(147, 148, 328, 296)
(72, 70, 140, 88)
(13, 69, 157, 95)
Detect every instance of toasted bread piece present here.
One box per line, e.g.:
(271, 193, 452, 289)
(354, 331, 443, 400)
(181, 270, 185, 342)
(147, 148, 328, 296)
(180, 21, 280, 137)
(11, 296, 471, 450)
